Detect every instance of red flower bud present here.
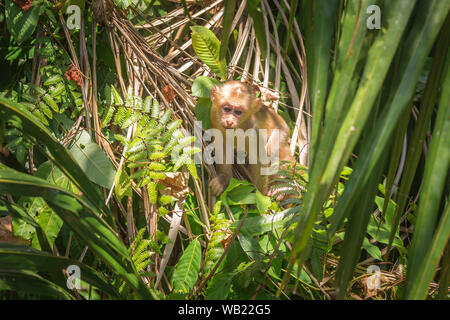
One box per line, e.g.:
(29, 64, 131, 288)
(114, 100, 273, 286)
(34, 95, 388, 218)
(13, 0, 33, 11)
(65, 64, 83, 86)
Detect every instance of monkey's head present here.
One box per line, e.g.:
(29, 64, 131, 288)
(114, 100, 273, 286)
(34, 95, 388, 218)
(210, 81, 261, 129)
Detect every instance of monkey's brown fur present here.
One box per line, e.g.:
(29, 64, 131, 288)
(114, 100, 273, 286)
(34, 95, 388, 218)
(209, 81, 294, 197)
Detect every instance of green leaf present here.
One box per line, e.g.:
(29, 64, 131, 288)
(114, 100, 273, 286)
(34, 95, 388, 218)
(0, 270, 73, 299)
(151, 98, 160, 118)
(195, 97, 212, 130)
(0, 95, 110, 220)
(388, 17, 450, 250)
(246, 0, 267, 59)
(221, 179, 256, 206)
(42, 94, 59, 112)
(192, 76, 221, 98)
(186, 161, 199, 181)
(219, 0, 237, 62)
(32, 204, 63, 251)
(160, 109, 172, 125)
(112, 0, 131, 9)
(334, 162, 382, 299)
(405, 52, 450, 298)
(38, 101, 52, 119)
(0, 243, 119, 298)
(362, 238, 382, 261)
(69, 130, 116, 189)
(147, 181, 157, 204)
(191, 26, 227, 79)
(143, 96, 152, 115)
(284, 0, 299, 57)
(5, 202, 52, 253)
(255, 190, 271, 214)
(172, 238, 201, 292)
(302, 0, 339, 161)
(0, 165, 156, 299)
(366, 215, 403, 250)
(237, 232, 264, 261)
(5, 0, 41, 43)
(35, 160, 78, 192)
(206, 273, 234, 300)
(114, 167, 132, 201)
(407, 203, 450, 299)
(232, 210, 296, 236)
(291, 0, 417, 274)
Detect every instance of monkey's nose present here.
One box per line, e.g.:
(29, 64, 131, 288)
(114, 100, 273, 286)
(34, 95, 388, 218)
(225, 120, 233, 127)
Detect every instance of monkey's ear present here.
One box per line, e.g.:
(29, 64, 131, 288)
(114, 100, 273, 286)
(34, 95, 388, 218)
(253, 97, 262, 112)
(210, 85, 218, 99)
(251, 84, 260, 94)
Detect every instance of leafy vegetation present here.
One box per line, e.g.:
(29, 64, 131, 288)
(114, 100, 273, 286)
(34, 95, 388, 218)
(0, 0, 448, 300)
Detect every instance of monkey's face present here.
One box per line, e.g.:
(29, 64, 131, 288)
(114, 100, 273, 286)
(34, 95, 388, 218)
(211, 81, 254, 129)
(220, 104, 245, 128)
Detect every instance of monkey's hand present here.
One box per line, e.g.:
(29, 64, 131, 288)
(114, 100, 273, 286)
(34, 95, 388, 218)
(210, 175, 230, 196)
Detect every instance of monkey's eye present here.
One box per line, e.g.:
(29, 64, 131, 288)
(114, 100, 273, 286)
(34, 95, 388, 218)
(223, 106, 232, 113)
(234, 110, 242, 116)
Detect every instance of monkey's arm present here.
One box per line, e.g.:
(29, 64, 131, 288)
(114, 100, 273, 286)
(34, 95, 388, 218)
(210, 163, 233, 196)
(209, 135, 234, 196)
(263, 110, 296, 200)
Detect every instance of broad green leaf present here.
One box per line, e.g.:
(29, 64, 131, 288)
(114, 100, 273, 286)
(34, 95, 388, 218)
(194, 97, 212, 129)
(147, 181, 157, 204)
(42, 94, 59, 112)
(10, 205, 36, 240)
(5, 0, 41, 43)
(219, 179, 257, 207)
(69, 130, 116, 189)
(192, 76, 221, 98)
(32, 202, 63, 251)
(255, 190, 271, 214)
(362, 237, 382, 261)
(206, 273, 234, 300)
(232, 209, 297, 236)
(5, 202, 52, 253)
(172, 238, 201, 292)
(237, 232, 264, 261)
(35, 161, 78, 193)
(142, 96, 152, 115)
(366, 215, 403, 250)
(191, 26, 227, 79)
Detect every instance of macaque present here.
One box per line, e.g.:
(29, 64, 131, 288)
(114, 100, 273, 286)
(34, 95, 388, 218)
(209, 80, 294, 198)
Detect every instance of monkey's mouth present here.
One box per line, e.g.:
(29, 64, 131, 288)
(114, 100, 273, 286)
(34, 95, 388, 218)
(222, 123, 237, 129)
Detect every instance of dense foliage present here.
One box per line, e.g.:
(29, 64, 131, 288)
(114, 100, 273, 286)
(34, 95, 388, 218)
(0, 0, 448, 300)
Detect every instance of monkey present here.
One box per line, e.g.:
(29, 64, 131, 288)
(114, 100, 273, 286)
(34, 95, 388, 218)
(209, 80, 295, 199)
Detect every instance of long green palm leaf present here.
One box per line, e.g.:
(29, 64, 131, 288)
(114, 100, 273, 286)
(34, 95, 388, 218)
(0, 165, 155, 299)
(405, 52, 450, 299)
(289, 0, 416, 269)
